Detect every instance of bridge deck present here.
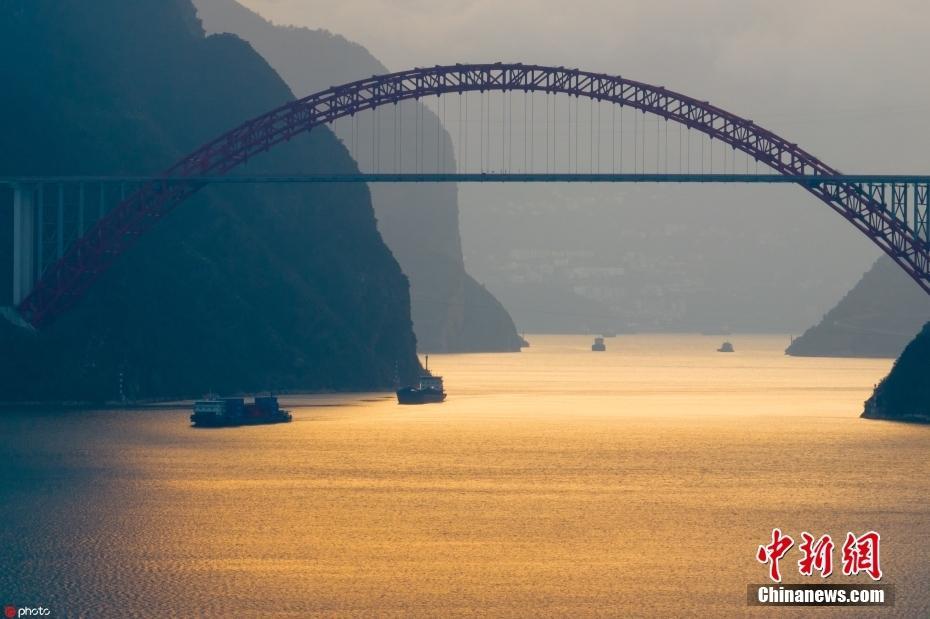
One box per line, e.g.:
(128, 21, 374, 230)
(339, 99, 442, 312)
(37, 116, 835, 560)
(2, 173, 930, 185)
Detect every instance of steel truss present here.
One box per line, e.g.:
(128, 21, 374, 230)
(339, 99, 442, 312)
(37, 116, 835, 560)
(16, 63, 930, 327)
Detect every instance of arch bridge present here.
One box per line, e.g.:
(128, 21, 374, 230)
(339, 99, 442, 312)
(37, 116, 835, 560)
(6, 63, 930, 327)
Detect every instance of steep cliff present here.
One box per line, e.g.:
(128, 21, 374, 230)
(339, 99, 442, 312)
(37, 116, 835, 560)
(192, 0, 523, 353)
(786, 256, 930, 358)
(863, 322, 930, 422)
(0, 0, 420, 401)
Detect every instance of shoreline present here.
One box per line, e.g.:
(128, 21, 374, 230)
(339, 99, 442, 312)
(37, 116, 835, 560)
(0, 390, 395, 412)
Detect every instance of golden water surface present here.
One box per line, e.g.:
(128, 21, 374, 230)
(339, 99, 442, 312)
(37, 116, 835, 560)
(2, 334, 929, 617)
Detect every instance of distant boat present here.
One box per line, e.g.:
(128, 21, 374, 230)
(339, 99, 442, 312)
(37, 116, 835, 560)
(397, 355, 447, 404)
(717, 341, 735, 353)
(592, 336, 606, 352)
(191, 395, 292, 427)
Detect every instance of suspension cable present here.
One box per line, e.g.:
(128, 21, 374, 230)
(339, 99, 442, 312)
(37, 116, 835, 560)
(633, 109, 638, 173)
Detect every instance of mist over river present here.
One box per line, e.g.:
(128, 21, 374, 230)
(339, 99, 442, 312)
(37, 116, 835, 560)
(2, 335, 928, 617)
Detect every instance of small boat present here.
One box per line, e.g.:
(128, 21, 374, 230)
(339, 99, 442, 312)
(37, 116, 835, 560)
(191, 395, 292, 427)
(397, 355, 447, 404)
(717, 341, 735, 353)
(592, 336, 606, 352)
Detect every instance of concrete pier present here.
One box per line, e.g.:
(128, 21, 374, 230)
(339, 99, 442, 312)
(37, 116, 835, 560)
(12, 184, 36, 305)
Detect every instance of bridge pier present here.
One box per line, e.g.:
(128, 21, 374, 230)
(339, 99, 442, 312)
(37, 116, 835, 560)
(57, 183, 64, 260)
(12, 184, 36, 305)
(37, 183, 44, 279)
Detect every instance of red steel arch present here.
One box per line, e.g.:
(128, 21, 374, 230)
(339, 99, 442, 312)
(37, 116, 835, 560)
(17, 63, 930, 327)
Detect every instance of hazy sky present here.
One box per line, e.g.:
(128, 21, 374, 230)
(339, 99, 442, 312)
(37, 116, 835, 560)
(237, 0, 930, 172)
(222, 1, 930, 328)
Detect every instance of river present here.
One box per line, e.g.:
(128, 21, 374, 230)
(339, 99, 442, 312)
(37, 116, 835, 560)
(1, 334, 927, 617)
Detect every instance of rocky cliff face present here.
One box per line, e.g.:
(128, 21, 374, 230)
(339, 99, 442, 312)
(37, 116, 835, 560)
(863, 322, 930, 422)
(193, 0, 524, 353)
(0, 0, 420, 401)
(786, 256, 930, 358)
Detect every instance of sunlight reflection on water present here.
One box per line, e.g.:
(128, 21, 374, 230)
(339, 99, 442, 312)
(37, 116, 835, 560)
(1, 335, 927, 617)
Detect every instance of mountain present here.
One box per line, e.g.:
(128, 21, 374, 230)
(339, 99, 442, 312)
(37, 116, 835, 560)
(459, 181, 879, 334)
(0, 0, 420, 401)
(863, 322, 930, 422)
(785, 256, 930, 358)
(193, 0, 523, 353)
(481, 281, 622, 335)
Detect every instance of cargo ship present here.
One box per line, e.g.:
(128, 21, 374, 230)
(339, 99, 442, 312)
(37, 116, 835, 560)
(396, 356, 446, 404)
(191, 395, 292, 427)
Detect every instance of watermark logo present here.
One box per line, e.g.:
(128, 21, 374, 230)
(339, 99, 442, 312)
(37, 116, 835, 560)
(750, 529, 890, 607)
(748, 584, 894, 607)
(841, 531, 882, 580)
(756, 529, 882, 582)
(798, 532, 834, 577)
(756, 527, 794, 582)
(2, 606, 51, 617)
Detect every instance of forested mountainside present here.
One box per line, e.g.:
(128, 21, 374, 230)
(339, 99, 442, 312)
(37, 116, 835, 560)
(194, 0, 524, 352)
(786, 256, 930, 358)
(863, 322, 930, 423)
(0, 0, 420, 401)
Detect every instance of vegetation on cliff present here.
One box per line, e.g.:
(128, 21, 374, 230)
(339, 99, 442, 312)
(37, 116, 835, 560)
(193, 0, 524, 353)
(786, 256, 930, 358)
(0, 0, 420, 401)
(863, 322, 930, 422)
